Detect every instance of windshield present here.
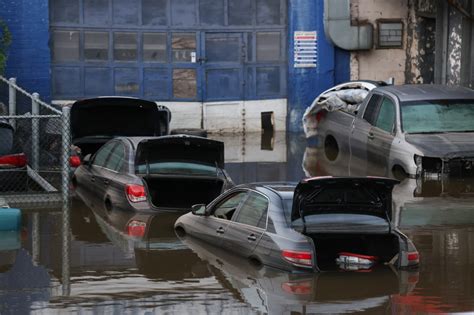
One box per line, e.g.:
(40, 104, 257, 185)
(401, 100, 474, 133)
(136, 162, 218, 176)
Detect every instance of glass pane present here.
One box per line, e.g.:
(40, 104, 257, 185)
(114, 32, 137, 61)
(142, 0, 168, 26)
(257, 32, 280, 61)
(84, 67, 112, 95)
(85, 32, 109, 61)
(257, 0, 280, 25)
(113, 0, 138, 25)
(234, 192, 268, 228)
(206, 33, 240, 62)
(200, 0, 224, 26)
(114, 68, 139, 95)
(144, 68, 169, 98)
(84, 0, 110, 25)
(93, 142, 117, 167)
(228, 0, 253, 25)
(52, 31, 79, 62)
(256, 67, 280, 96)
(376, 98, 395, 133)
(106, 143, 125, 171)
(171, 0, 197, 26)
(143, 33, 166, 62)
(363, 95, 382, 125)
(173, 69, 196, 99)
(51, 0, 79, 23)
(172, 33, 196, 62)
(213, 192, 248, 219)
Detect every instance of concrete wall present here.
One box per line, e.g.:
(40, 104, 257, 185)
(349, 0, 409, 83)
(0, 0, 51, 101)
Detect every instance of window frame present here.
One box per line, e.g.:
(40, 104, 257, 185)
(374, 96, 397, 135)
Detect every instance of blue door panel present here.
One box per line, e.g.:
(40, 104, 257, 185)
(206, 69, 241, 100)
(52, 67, 81, 98)
(114, 68, 139, 96)
(85, 67, 112, 96)
(256, 66, 280, 97)
(144, 68, 169, 98)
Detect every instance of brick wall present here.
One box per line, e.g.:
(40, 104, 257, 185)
(0, 0, 51, 102)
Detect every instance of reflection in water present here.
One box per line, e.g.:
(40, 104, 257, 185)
(1, 133, 474, 313)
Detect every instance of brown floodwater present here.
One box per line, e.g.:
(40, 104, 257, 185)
(1, 132, 474, 314)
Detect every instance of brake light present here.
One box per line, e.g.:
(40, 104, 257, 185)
(408, 251, 419, 262)
(0, 153, 27, 168)
(126, 184, 147, 202)
(127, 220, 146, 237)
(281, 281, 312, 295)
(282, 250, 313, 267)
(69, 156, 81, 167)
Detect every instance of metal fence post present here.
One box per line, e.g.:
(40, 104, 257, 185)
(8, 78, 16, 128)
(31, 93, 40, 171)
(61, 105, 71, 296)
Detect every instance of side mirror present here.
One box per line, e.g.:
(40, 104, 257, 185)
(82, 154, 92, 166)
(191, 204, 207, 216)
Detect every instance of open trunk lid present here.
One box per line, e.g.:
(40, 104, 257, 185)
(135, 135, 225, 170)
(70, 97, 162, 140)
(291, 177, 399, 233)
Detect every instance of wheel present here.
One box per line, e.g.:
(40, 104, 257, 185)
(170, 128, 208, 138)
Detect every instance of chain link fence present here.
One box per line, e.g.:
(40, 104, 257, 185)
(0, 76, 71, 208)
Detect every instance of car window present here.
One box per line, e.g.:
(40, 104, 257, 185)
(105, 142, 125, 172)
(375, 97, 395, 133)
(92, 142, 117, 167)
(363, 94, 382, 125)
(212, 191, 248, 220)
(233, 192, 269, 229)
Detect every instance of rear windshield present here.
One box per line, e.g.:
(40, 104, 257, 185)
(136, 162, 217, 176)
(401, 100, 474, 134)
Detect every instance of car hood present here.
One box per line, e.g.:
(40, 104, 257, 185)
(291, 177, 399, 223)
(136, 135, 225, 169)
(405, 132, 474, 158)
(70, 97, 161, 140)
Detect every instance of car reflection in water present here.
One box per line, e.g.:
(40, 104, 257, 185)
(179, 234, 419, 314)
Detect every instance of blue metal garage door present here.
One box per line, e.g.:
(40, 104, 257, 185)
(49, 0, 287, 102)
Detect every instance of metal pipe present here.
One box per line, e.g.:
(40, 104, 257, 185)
(8, 77, 16, 128)
(31, 93, 40, 171)
(61, 105, 71, 296)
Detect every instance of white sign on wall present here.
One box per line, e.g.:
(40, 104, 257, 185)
(294, 31, 318, 68)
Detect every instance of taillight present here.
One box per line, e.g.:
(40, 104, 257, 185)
(125, 184, 147, 202)
(127, 220, 146, 237)
(69, 156, 81, 167)
(282, 250, 313, 267)
(0, 153, 27, 168)
(281, 281, 312, 295)
(407, 251, 419, 263)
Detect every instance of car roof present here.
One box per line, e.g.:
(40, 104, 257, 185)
(375, 84, 474, 102)
(234, 182, 297, 199)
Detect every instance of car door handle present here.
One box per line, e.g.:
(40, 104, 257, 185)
(216, 227, 225, 234)
(368, 132, 375, 140)
(91, 176, 95, 182)
(103, 179, 109, 185)
(247, 234, 257, 241)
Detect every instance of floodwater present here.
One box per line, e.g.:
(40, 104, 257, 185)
(2, 132, 474, 314)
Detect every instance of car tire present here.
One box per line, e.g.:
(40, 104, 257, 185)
(170, 128, 208, 138)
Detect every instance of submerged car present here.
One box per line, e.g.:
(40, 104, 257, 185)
(304, 84, 474, 178)
(73, 135, 233, 212)
(0, 119, 28, 192)
(174, 177, 419, 272)
(70, 97, 171, 158)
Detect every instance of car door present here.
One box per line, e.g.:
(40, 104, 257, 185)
(367, 96, 397, 176)
(350, 93, 382, 175)
(86, 141, 118, 212)
(222, 191, 269, 257)
(193, 191, 249, 247)
(101, 141, 127, 211)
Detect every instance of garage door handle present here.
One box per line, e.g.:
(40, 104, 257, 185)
(216, 227, 225, 234)
(368, 132, 375, 140)
(247, 234, 257, 241)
